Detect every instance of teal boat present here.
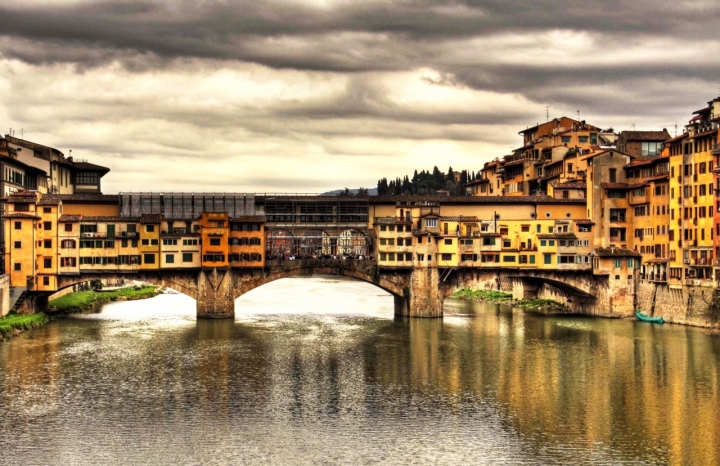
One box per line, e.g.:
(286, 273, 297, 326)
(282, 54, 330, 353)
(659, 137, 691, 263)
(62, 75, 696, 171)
(636, 311, 664, 324)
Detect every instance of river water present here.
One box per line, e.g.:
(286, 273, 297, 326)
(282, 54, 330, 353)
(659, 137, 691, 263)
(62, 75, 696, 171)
(1, 276, 719, 465)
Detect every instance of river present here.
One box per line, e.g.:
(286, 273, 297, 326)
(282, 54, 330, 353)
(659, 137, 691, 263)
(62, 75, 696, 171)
(1, 276, 719, 465)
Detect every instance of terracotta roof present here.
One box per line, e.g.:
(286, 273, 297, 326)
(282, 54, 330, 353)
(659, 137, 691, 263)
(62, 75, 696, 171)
(552, 180, 586, 189)
(37, 197, 60, 206)
(73, 161, 110, 174)
(369, 195, 586, 204)
(642, 173, 669, 182)
(43, 194, 119, 203)
(230, 216, 266, 222)
(4, 212, 40, 219)
(537, 233, 578, 240)
(625, 158, 655, 168)
(464, 178, 489, 186)
(664, 133, 688, 144)
(600, 182, 645, 190)
(503, 159, 524, 167)
(618, 130, 671, 142)
(645, 258, 670, 263)
(439, 216, 479, 222)
(140, 214, 162, 224)
(59, 214, 82, 222)
(83, 216, 140, 222)
(692, 105, 712, 115)
(690, 128, 718, 140)
(593, 248, 641, 257)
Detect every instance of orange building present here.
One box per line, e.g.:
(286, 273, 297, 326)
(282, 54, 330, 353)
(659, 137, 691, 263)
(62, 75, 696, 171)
(200, 212, 229, 268)
(229, 216, 265, 268)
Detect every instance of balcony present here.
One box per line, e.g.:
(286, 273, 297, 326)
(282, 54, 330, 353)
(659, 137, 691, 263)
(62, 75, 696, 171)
(712, 143, 720, 156)
(690, 257, 713, 266)
(609, 215, 626, 223)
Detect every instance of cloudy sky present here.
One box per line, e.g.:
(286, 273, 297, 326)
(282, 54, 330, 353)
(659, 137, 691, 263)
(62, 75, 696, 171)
(1, 0, 718, 194)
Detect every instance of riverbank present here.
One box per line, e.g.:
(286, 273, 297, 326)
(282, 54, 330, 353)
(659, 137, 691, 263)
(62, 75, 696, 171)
(0, 313, 49, 340)
(49, 286, 160, 314)
(450, 288, 568, 313)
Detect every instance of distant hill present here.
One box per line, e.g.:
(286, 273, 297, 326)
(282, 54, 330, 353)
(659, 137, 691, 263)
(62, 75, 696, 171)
(321, 188, 378, 196)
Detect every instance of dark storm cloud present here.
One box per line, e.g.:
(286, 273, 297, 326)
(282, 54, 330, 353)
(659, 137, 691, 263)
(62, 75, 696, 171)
(0, 0, 716, 69)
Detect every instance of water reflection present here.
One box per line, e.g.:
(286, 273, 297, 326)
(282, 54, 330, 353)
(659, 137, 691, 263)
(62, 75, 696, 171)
(0, 276, 718, 465)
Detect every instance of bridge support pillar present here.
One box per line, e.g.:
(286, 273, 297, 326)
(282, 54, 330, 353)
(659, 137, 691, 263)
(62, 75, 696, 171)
(512, 278, 539, 300)
(197, 269, 235, 319)
(17, 294, 48, 315)
(395, 268, 443, 318)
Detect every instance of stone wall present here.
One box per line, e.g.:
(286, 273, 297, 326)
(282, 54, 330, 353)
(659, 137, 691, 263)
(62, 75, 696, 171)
(636, 281, 720, 328)
(0, 274, 9, 317)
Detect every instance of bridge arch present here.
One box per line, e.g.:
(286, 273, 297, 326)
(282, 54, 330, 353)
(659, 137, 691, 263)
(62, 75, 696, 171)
(233, 260, 406, 301)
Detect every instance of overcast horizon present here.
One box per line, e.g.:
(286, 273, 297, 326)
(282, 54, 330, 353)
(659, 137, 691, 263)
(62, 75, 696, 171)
(1, 0, 719, 194)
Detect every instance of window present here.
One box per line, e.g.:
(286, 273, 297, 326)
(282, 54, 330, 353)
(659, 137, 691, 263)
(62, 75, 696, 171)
(163, 239, 178, 246)
(380, 253, 387, 261)
(146, 225, 155, 232)
(44, 221, 51, 230)
(641, 142, 661, 156)
(544, 254, 552, 264)
(14, 221, 21, 230)
(250, 238, 261, 245)
(441, 253, 452, 261)
(76, 172, 99, 185)
(210, 238, 221, 246)
(13, 241, 21, 249)
(425, 218, 437, 228)
(43, 258, 52, 268)
(627, 258, 635, 268)
(127, 224, 137, 233)
(143, 253, 156, 264)
(43, 239, 52, 248)
(166, 254, 175, 264)
(521, 225, 530, 232)
(141, 239, 149, 246)
(561, 136, 571, 143)
(64, 223, 72, 232)
(104, 241, 115, 248)
(43, 207, 51, 213)
(183, 239, 198, 246)
(182, 253, 193, 262)
(614, 259, 622, 268)
(530, 255, 536, 264)
(60, 257, 76, 267)
(609, 168, 617, 183)
(61, 239, 76, 248)
(503, 240, 511, 248)
(502, 255, 516, 262)
(444, 239, 453, 245)
(203, 254, 225, 262)
(43, 276, 50, 286)
(541, 240, 547, 246)
(482, 238, 496, 246)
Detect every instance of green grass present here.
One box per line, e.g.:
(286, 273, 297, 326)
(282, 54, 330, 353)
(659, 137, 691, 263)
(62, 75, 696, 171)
(0, 313, 49, 339)
(451, 288, 513, 302)
(49, 286, 159, 313)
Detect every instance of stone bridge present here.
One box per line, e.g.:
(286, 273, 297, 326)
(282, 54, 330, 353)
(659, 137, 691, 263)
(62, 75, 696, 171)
(26, 260, 442, 319)
(23, 262, 613, 318)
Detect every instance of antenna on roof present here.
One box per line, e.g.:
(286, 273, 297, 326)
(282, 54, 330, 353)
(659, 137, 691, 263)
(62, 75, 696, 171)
(576, 110, 580, 120)
(20, 128, 23, 139)
(545, 105, 550, 122)
(631, 123, 635, 130)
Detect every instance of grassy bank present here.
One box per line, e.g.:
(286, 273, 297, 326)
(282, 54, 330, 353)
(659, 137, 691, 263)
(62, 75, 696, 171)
(451, 288, 567, 312)
(0, 313, 49, 340)
(451, 288, 513, 303)
(49, 286, 160, 314)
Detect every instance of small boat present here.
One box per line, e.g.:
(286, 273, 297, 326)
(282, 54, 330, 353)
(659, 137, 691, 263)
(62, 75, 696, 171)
(636, 311, 664, 324)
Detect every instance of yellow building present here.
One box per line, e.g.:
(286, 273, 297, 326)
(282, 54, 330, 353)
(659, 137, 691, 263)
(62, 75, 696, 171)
(4, 191, 41, 287)
(138, 214, 161, 270)
(160, 219, 201, 269)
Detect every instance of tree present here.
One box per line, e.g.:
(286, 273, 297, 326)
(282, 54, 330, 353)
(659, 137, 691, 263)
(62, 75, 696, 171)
(357, 187, 369, 196)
